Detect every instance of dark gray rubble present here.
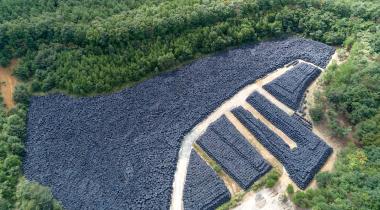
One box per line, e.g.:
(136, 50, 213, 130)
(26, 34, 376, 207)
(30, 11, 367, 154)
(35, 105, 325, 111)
(183, 151, 230, 210)
(24, 38, 334, 209)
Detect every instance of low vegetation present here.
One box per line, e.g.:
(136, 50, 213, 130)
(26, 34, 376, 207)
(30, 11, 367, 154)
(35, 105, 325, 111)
(250, 169, 281, 191)
(264, 170, 280, 188)
(286, 184, 294, 195)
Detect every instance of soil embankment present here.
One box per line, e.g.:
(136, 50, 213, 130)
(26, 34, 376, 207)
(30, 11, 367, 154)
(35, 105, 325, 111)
(0, 59, 18, 109)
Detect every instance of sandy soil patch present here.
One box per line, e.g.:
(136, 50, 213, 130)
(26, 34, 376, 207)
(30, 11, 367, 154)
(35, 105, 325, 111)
(0, 59, 18, 109)
(233, 188, 295, 210)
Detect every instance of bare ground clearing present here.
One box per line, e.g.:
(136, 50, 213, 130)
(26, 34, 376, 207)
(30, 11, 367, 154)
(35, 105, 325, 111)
(0, 59, 18, 109)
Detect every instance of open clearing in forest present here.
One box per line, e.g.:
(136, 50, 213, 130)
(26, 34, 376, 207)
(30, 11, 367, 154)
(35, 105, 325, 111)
(176, 54, 337, 209)
(23, 38, 334, 210)
(0, 59, 18, 109)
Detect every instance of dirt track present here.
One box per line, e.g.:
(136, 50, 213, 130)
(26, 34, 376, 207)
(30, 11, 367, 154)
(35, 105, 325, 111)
(0, 59, 18, 109)
(240, 103, 297, 149)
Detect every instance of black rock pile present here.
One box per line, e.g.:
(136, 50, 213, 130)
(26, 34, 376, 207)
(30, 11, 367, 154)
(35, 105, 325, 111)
(184, 151, 230, 210)
(24, 38, 334, 209)
(292, 112, 313, 130)
(263, 63, 321, 110)
(197, 116, 271, 190)
(241, 92, 332, 189)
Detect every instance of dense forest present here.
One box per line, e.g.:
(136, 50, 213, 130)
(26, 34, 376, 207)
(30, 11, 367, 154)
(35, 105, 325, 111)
(0, 0, 378, 95)
(0, 0, 379, 209)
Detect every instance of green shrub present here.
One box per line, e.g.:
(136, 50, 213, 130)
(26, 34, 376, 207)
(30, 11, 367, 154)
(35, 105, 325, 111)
(316, 172, 332, 188)
(310, 104, 324, 122)
(265, 170, 280, 188)
(217, 192, 244, 210)
(355, 111, 380, 146)
(327, 110, 351, 138)
(343, 36, 355, 50)
(211, 163, 222, 174)
(15, 179, 63, 210)
(291, 190, 316, 209)
(292, 191, 311, 208)
(30, 81, 42, 93)
(286, 184, 294, 195)
(13, 85, 31, 105)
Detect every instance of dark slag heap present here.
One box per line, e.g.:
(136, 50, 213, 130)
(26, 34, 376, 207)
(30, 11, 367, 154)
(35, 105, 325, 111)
(24, 38, 334, 209)
(263, 62, 321, 110)
(240, 92, 332, 189)
(184, 151, 230, 210)
(197, 116, 271, 190)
